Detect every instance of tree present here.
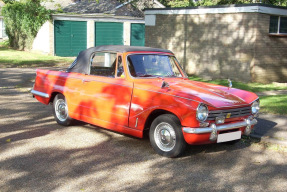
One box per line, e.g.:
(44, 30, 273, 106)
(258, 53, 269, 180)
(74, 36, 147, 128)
(157, 0, 194, 7)
(1, 0, 53, 50)
(1, 0, 16, 3)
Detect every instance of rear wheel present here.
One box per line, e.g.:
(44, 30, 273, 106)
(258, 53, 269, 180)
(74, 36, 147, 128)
(52, 94, 74, 126)
(149, 114, 186, 158)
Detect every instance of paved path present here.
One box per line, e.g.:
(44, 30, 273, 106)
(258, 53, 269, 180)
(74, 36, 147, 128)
(0, 68, 287, 191)
(252, 90, 287, 145)
(252, 113, 287, 146)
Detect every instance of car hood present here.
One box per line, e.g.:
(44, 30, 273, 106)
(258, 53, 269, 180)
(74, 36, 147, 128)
(134, 78, 259, 108)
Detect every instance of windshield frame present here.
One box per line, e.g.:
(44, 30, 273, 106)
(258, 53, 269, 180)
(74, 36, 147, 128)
(125, 53, 187, 79)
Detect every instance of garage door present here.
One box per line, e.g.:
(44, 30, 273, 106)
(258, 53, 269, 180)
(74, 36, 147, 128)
(54, 20, 87, 57)
(95, 22, 123, 46)
(130, 23, 145, 46)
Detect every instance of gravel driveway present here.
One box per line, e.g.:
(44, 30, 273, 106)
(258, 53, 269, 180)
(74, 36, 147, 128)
(0, 68, 287, 192)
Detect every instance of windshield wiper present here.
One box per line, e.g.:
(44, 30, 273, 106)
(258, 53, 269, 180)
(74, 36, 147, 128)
(137, 74, 159, 77)
(165, 74, 178, 77)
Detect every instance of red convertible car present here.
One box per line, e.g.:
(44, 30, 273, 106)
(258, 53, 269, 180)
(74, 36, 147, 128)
(32, 45, 259, 157)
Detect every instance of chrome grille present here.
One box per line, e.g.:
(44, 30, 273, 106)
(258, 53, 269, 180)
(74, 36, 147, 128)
(207, 106, 251, 121)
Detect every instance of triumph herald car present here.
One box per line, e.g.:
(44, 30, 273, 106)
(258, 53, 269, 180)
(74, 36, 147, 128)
(31, 45, 260, 157)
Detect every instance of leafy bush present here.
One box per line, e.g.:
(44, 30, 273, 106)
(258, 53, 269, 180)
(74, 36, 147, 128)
(167, 0, 193, 7)
(1, 1, 53, 50)
(0, 39, 10, 48)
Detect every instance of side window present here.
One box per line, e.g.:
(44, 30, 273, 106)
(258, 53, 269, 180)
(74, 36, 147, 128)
(117, 56, 125, 78)
(269, 16, 279, 33)
(269, 15, 287, 34)
(90, 52, 117, 77)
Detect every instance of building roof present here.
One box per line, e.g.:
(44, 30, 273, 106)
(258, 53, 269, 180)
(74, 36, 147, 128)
(43, 0, 165, 18)
(144, 3, 287, 15)
(41, 0, 74, 11)
(63, 0, 122, 14)
(64, 0, 144, 17)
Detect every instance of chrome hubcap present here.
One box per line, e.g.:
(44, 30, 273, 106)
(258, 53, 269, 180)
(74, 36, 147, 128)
(55, 99, 68, 122)
(154, 122, 176, 152)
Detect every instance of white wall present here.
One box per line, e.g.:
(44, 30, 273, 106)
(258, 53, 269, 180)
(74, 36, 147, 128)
(32, 21, 51, 54)
(0, 18, 3, 38)
(124, 22, 131, 45)
(0, 17, 7, 39)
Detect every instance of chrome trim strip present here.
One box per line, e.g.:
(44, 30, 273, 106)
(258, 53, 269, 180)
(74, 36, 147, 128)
(135, 118, 138, 128)
(183, 118, 257, 134)
(31, 90, 50, 98)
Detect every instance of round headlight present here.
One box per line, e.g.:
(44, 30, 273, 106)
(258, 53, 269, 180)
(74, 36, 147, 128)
(196, 104, 208, 122)
(251, 100, 260, 114)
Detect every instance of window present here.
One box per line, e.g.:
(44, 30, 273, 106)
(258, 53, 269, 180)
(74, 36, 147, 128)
(127, 54, 184, 78)
(269, 15, 287, 34)
(90, 52, 117, 77)
(116, 56, 125, 78)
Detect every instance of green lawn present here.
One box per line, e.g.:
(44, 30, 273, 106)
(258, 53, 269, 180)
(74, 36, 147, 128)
(259, 95, 287, 115)
(0, 43, 74, 68)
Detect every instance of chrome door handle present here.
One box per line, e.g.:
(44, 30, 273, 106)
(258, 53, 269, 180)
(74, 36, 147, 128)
(82, 79, 90, 83)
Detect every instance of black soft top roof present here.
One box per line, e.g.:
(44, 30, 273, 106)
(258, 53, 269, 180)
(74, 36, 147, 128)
(67, 45, 173, 74)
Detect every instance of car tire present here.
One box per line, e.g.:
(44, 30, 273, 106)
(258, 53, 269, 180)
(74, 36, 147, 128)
(149, 114, 186, 158)
(52, 94, 74, 126)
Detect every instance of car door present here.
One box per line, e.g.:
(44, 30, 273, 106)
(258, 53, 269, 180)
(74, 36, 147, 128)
(78, 52, 133, 130)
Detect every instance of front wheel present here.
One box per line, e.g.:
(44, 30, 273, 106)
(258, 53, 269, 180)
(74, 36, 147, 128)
(52, 94, 74, 126)
(149, 114, 186, 158)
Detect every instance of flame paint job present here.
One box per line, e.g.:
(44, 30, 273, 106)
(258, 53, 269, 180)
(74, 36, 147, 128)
(32, 51, 259, 144)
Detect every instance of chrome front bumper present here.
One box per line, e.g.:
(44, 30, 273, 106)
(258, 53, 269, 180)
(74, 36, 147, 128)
(31, 89, 50, 98)
(183, 118, 257, 134)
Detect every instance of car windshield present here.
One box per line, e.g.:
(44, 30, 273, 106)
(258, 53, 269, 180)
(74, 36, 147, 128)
(127, 54, 186, 78)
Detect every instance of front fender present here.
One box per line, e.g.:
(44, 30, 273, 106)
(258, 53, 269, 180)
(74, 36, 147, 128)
(129, 86, 201, 131)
